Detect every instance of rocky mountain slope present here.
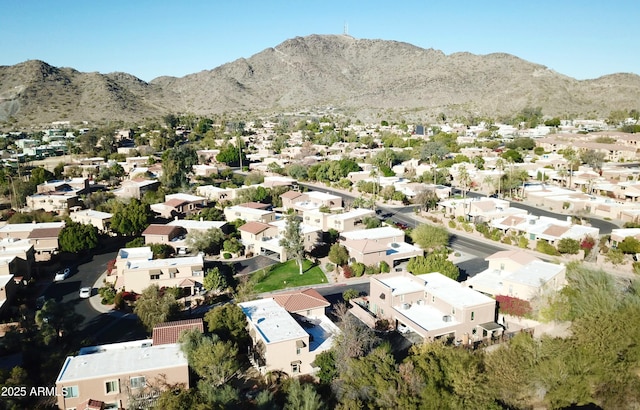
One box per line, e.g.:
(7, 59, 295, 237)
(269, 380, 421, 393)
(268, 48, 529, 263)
(1, 34, 639, 125)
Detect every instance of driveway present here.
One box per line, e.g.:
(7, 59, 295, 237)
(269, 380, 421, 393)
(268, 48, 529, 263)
(226, 255, 280, 276)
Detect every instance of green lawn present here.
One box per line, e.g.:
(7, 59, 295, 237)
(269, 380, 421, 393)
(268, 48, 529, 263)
(252, 259, 327, 293)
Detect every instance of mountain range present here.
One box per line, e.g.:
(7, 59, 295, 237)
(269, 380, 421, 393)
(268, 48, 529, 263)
(1, 34, 639, 126)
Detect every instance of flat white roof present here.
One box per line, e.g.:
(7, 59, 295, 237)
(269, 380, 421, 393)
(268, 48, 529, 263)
(305, 191, 341, 201)
(418, 272, 494, 308)
(226, 205, 272, 215)
(378, 275, 424, 296)
(269, 219, 320, 235)
(126, 255, 203, 270)
(0, 222, 64, 233)
(239, 298, 307, 344)
(71, 209, 113, 219)
(341, 226, 404, 241)
(508, 260, 565, 287)
(327, 208, 374, 221)
(167, 219, 226, 231)
(56, 341, 187, 383)
(165, 193, 206, 202)
(396, 303, 460, 332)
(117, 247, 153, 260)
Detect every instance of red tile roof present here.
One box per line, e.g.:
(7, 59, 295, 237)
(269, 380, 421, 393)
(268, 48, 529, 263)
(237, 202, 270, 209)
(142, 224, 181, 236)
(27, 227, 63, 239)
(165, 198, 189, 208)
(273, 288, 330, 313)
(239, 221, 271, 235)
(281, 190, 303, 200)
(152, 318, 204, 345)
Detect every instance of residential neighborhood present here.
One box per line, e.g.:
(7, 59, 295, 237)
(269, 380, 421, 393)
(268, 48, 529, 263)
(0, 111, 639, 409)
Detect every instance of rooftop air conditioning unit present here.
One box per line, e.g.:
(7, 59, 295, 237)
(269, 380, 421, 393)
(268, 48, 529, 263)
(417, 299, 424, 305)
(442, 315, 452, 322)
(401, 303, 410, 310)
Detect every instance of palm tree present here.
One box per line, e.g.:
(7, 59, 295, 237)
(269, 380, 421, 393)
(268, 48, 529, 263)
(495, 158, 505, 197)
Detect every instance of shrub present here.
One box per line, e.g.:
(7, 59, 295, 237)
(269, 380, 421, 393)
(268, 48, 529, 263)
(536, 240, 560, 256)
(518, 236, 529, 249)
(502, 236, 512, 245)
(99, 284, 116, 305)
(475, 223, 490, 236)
(343, 288, 359, 301)
(365, 265, 378, 275)
(456, 216, 466, 223)
(379, 261, 390, 273)
(125, 237, 145, 248)
(580, 236, 596, 254)
(462, 223, 473, 233)
(352, 262, 366, 277)
(490, 229, 502, 242)
(375, 319, 391, 331)
(605, 248, 625, 265)
(114, 292, 125, 310)
(448, 220, 457, 229)
(557, 238, 580, 254)
(325, 262, 335, 272)
(496, 295, 532, 317)
(342, 265, 353, 278)
(223, 252, 232, 259)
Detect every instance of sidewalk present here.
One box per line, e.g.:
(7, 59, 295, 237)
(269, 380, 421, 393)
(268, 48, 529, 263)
(87, 270, 133, 318)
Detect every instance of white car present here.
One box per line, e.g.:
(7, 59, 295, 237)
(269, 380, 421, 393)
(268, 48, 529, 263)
(79, 287, 92, 299)
(54, 269, 70, 282)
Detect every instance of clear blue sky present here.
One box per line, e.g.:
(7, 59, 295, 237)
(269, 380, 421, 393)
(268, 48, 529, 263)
(1, 1, 638, 82)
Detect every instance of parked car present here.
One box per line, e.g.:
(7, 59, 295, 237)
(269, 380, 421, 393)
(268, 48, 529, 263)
(79, 287, 92, 299)
(54, 269, 69, 282)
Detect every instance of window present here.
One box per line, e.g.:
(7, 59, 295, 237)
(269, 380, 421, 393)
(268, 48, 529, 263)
(130, 376, 146, 389)
(291, 361, 301, 374)
(471, 311, 475, 321)
(105, 380, 119, 394)
(150, 274, 160, 280)
(431, 295, 435, 303)
(64, 385, 79, 398)
(104, 403, 119, 410)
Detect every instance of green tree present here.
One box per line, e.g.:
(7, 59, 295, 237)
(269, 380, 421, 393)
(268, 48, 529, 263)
(133, 285, 181, 332)
(414, 189, 439, 212)
(179, 330, 240, 387)
(312, 350, 338, 385)
(149, 243, 174, 259)
(58, 220, 99, 253)
(204, 303, 250, 347)
(284, 379, 325, 410)
(556, 238, 580, 254)
(410, 224, 449, 250)
(30, 167, 54, 185)
(279, 213, 305, 275)
(161, 145, 198, 189)
(343, 288, 360, 301)
(328, 243, 349, 267)
(406, 251, 460, 280)
(617, 236, 640, 254)
(185, 227, 225, 255)
(203, 267, 229, 293)
(110, 199, 153, 236)
(35, 300, 83, 345)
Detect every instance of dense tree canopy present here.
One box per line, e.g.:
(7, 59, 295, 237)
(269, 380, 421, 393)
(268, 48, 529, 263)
(410, 223, 449, 250)
(133, 285, 181, 331)
(110, 198, 153, 236)
(58, 220, 99, 253)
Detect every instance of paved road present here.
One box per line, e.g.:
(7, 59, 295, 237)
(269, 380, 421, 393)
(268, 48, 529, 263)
(298, 182, 508, 272)
(464, 190, 619, 234)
